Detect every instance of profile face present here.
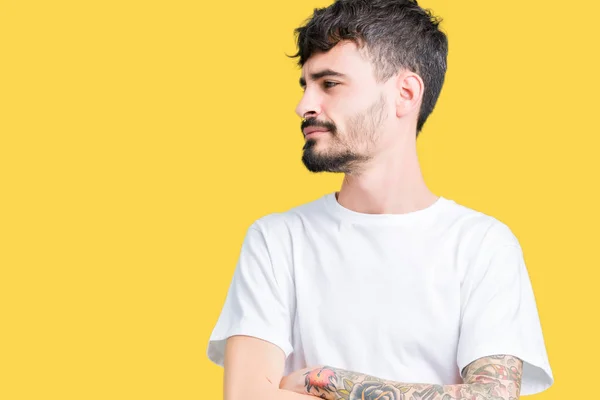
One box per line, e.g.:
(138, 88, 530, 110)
(296, 41, 390, 174)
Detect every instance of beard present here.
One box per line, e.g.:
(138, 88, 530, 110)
(301, 93, 388, 174)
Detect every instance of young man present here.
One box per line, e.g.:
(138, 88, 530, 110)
(207, 1, 554, 399)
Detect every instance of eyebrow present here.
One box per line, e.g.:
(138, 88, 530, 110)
(299, 69, 347, 87)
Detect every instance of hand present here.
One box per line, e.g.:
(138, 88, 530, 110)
(279, 366, 313, 394)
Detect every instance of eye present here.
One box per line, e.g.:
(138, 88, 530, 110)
(323, 81, 339, 89)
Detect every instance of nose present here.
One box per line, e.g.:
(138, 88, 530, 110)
(295, 88, 322, 119)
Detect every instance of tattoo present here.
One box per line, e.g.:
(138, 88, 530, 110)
(462, 354, 523, 399)
(305, 367, 337, 393)
(410, 385, 444, 400)
(302, 355, 523, 400)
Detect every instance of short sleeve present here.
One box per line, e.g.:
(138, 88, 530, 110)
(457, 225, 554, 396)
(206, 222, 294, 367)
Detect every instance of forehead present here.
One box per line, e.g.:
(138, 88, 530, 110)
(301, 40, 374, 80)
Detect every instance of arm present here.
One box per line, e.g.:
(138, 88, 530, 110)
(224, 335, 317, 400)
(279, 355, 523, 400)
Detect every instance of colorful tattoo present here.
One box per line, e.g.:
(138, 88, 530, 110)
(305, 367, 337, 393)
(302, 355, 523, 400)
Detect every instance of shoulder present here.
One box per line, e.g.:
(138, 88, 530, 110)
(250, 193, 332, 236)
(440, 197, 521, 249)
(439, 199, 523, 283)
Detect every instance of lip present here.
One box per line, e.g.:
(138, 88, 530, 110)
(304, 127, 330, 137)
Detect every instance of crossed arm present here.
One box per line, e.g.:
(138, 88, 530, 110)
(224, 336, 523, 400)
(278, 355, 523, 400)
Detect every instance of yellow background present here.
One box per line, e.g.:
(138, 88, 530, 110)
(1, 0, 598, 398)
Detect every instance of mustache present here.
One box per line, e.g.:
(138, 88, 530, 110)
(301, 118, 336, 134)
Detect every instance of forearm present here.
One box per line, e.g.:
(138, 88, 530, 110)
(298, 365, 517, 400)
(229, 379, 319, 400)
(274, 388, 324, 400)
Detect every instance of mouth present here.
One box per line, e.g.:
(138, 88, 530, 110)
(304, 128, 330, 138)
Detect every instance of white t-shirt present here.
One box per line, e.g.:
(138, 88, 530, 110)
(207, 192, 554, 396)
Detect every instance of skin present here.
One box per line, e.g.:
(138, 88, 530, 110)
(296, 40, 439, 216)
(279, 355, 523, 400)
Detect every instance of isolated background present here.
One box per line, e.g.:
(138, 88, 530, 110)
(1, 0, 598, 398)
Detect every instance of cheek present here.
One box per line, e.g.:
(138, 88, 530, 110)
(321, 99, 357, 131)
(320, 98, 342, 123)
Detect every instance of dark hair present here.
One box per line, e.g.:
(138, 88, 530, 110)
(289, 0, 448, 135)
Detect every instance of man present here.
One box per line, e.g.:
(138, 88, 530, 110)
(207, 1, 554, 399)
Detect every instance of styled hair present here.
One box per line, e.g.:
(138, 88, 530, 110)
(289, 0, 448, 135)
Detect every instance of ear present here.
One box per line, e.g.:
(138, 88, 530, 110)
(395, 70, 424, 118)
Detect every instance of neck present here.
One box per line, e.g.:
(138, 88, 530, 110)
(336, 138, 438, 215)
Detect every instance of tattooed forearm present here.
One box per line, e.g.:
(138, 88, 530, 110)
(300, 355, 523, 400)
(461, 354, 523, 398)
